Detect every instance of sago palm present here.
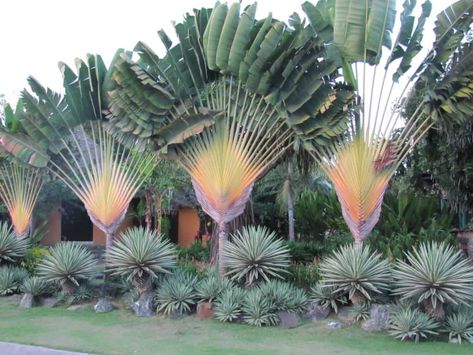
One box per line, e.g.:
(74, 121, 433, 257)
(303, 0, 473, 245)
(105, 3, 354, 273)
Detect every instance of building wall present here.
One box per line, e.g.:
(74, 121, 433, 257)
(178, 207, 200, 247)
(41, 205, 62, 245)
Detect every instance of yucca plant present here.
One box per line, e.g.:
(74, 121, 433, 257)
(214, 286, 246, 323)
(107, 227, 176, 295)
(444, 307, 473, 344)
(393, 241, 473, 318)
(0, 265, 28, 295)
(37, 243, 96, 295)
(304, 0, 473, 245)
(351, 303, 371, 322)
(156, 271, 198, 316)
(0, 221, 28, 264)
(195, 272, 232, 303)
(320, 244, 391, 304)
(389, 306, 439, 343)
(310, 281, 347, 314)
(20, 276, 50, 297)
(0, 162, 44, 237)
(259, 280, 309, 313)
(242, 288, 278, 327)
(223, 225, 290, 287)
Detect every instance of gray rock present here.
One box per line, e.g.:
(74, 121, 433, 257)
(131, 292, 155, 317)
(361, 304, 393, 332)
(449, 338, 460, 344)
(337, 306, 356, 325)
(39, 297, 58, 308)
(19, 293, 35, 308)
(67, 304, 90, 311)
(305, 303, 330, 322)
(94, 298, 114, 313)
(277, 311, 301, 328)
(327, 321, 342, 329)
(196, 302, 214, 320)
(7, 294, 23, 303)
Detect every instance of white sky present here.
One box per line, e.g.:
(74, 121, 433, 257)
(0, 0, 455, 106)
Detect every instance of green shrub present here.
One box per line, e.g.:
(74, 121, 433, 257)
(214, 286, 246, 322)
(20, 276, 50, 296)
(389, 306, 439, 343)
(393, 242, 473, 317)
(0, 265, 27, 295)
(444, 307, 473, 344)
(107, 227, 176, 294)
(258, 280, 308, 313)
(310, 281, 347, 314)
(57, 283, 92, 305)
(285, 241, 322, 263)
(195, 272, 232, 303)
(351, 303, 370, 322)
(156, 271, 197, 316)
(242, 288, 278, 327)
(0, 222, 28, 264)
(37, 243, 96, 295)
(286, 262, 321, 290)
(21, 247, 49, 275)
(223, 225, 290, 287)
(320, 244, 391, 304)
(177, 242, 210, 262)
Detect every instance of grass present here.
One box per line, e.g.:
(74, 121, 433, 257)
(0, 297, 471, 355)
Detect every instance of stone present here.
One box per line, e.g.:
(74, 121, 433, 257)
(94, 298, 114, 313)
(39, 297, 59, 308)
(131, 292, 155, 317)
(196, 302, 214, 320)
(7, 294, 23, 303)
(449, 338, 460, 344)
(305, 303, 330, 322)
(327, 321, 342, 329)
(337, 306, 356, 325)
(67, 304, 90, 311)
(277, 311, 301, 328)
(19, 293, 35, 308)
(361, 304, 393, 332)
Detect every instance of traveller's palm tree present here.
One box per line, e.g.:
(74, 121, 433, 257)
(303, 0, 473, 245)
(105, 3, 355, 273)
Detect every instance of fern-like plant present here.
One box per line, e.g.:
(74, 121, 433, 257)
(389, 306, 439, 343)
(242, 288, 278, 327)
(223, 225, 290, 287)
(214, 286, 246, 323)
(310, 281, 347, 314)
(0, 222, 28, 264)
(320, 244, 391, 304)
(37, 243, 96, 295)
(393, 242, 473, 317)
(107, 227, 176, 294)
(156, 271, 197, 316)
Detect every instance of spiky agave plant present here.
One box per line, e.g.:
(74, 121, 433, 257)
(0, 221, 28, 264)
(303, 0, 473, 245)
(389, 306, 439, 343)
(0, 162, 43, 238)
(223, 225, 290, 287)
(310, 281, 347, 314)
(444, 308, 473, 344)
(214, 286, 246, 322)
(105, 3, 354, 275)
(393, 242, 473, 318)
(107, 227, 176, 295)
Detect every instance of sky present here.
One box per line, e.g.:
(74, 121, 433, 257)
(0, 0, 456, 106)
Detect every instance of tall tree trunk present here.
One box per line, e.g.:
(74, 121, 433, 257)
(287, 162, 296, 241)
(144, 189, 153, 230)
(155, 191, 164, 235)
(217, 222, 228, 277)
(105, 232, 114, 257)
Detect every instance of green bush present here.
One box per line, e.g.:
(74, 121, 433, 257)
(351, 303, 370, 322)
(37, 243, 96, 295)
(57, 283, 92, 305)
(21, 247, 49, 275)
(393, 242, 473, 317)
(107, 227, 176, 294)
(285, 241, 322, 263)
(214, 286, 246, 323)
(242, 288, 278, 327)
(444, 307, 473, 344)
(286, 262, 321, 290)
(195, 272, 232, 303)
(156, 271, 197, 316)
(0, 222, 28, 264)
(177, 242, 210, 262)
(223, 225, 290, 287)
(320, 244, 392, 304)
(389, 306, 439, 343)
(310, 281, 347, 314)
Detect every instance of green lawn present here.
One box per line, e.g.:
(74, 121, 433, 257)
(0, 297, 470, 355)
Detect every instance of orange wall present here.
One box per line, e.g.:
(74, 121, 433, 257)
(93, 215, 135, 246)
(41, 205, 62, 245)
(178, 207, 200, 247)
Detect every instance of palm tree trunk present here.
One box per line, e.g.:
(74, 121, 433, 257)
(105, 232, 114, 257)
(217, 222, 228, 277)
(144, 189, 153, 229)
(287, 162, 295, 241)
(155, 191, 164, 235)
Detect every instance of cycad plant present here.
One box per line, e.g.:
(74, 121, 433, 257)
(37, 243, 96, 295)
(303, 0, 473, 245)
(0, 162, 43, 238)
(104, 2, 354, 274)
(393, 242, 473, 318)
(223, 225, 290, 287)
(0, 221, 28, 264)
(107, 227, 176, 295)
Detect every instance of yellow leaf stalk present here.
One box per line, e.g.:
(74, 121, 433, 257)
(0, 163, 43, 237)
